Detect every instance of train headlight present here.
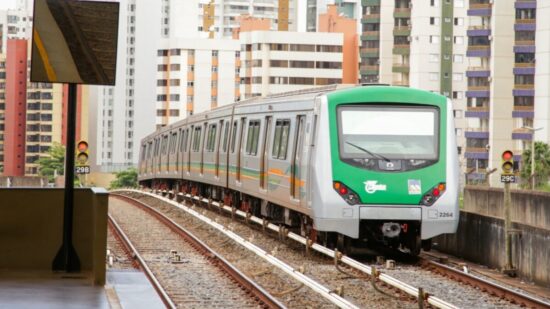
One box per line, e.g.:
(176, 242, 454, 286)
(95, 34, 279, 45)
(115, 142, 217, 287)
(333, 181, 360, 205)
(420, 182, 446, 206)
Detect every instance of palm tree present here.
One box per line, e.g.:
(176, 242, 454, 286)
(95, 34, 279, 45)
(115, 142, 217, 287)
(520, 142, 550, 189)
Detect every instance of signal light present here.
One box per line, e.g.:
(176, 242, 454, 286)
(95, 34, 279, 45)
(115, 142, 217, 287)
(76, 140, 89, 166)
(501, 150, 514, 175)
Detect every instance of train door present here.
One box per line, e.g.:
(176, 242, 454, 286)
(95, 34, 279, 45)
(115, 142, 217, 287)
(236, 117, 246, 182)
(291, 115, 306, 200)
(260, 116, 272, 190)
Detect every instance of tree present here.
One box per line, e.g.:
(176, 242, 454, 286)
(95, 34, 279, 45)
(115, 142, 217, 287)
(35, 142, 65, 182)
(520, 141, 550, 189)
(110, 168, 138, 189)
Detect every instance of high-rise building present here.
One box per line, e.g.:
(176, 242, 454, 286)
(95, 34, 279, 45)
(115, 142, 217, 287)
(92, 0, 161, 172)
(298, 0, 360, 32)
(464, 0, 541, 185)
(162, 0, 298, 39)
(360, 0, 468, 176)
(154, 38, 240, 127)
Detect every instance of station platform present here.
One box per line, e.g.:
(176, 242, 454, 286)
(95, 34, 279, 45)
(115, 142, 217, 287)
(0, 270, 164, 309)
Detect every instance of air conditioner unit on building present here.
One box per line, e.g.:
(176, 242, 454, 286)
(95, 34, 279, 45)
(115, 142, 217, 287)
(488, 35, 493, 41)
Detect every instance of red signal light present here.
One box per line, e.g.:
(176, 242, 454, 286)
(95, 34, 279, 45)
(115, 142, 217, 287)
(502, 151, 513, 161)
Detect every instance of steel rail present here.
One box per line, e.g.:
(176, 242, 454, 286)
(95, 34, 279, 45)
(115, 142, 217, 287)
(115, 188, 458, 309)
(420, 258, 550, 309)
(112, 192, 359, 309)
(111, 194, 287, 309)
(107, 214, 177, 309)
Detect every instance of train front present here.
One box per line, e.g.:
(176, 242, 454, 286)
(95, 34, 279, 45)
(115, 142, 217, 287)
(311, 86, 459, 254)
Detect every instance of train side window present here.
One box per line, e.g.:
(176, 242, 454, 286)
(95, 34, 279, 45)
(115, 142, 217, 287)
(184, 129, 189, 152)
(222, 121, 230, 152)
(178, 129, 185, 152)
(272, 119, 290, 160)
(140, 144, 146, 160)
(206, 123, 217, 152)
(245, 120, 261, 156)
(147, 142, 153, 158)
(161, 135, 169, 155)
(192, 126, 202, 152)
(169, 132, 178, 154)
(231, 121, 238, 153)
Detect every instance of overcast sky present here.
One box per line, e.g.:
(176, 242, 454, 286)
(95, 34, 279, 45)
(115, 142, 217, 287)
(0, 0, 17, 10)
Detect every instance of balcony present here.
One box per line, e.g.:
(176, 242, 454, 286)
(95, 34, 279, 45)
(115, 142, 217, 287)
(512, 105, 534, 118)
(392, 63, 410, 73)
(360, 65, 379, 75)
(466, 85, 490, 98)
(393, 44, 410, 55)
(361, 31, 379, 41)
(393, 26, 411, 36)
(467, 85, 490, 91)
(464, 146, 489, 160)
(362, 0, 381, 5)
(465, 128, 489, 139)
(362, 14, 380, 24)
(514, 83, 534, 90)
(468, 2, 492, 16)
(467, 26, 491, 36)
(392, 80, 409, 87)
(465, 106, 490, 118)
(514, 44, 535, 53)
(515, 23, 536, 31)
(467, 45, 491, 57)
(393, 7, 411, 18)
(360, 47, 379, 58)
(515, 0, 536, 9)
(466, 67, 490, 77)
(513, 84, 535, 97)
(512, 128, 533, 140)
(516, 18, 536, 24)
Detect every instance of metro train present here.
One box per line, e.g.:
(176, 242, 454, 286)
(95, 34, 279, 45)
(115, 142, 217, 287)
(138, 84, 459, 254)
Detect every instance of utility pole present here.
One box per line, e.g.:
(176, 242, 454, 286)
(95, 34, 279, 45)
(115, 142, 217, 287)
(501, 150, 516, 277)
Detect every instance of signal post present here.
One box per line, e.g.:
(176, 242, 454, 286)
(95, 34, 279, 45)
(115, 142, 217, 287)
(501, 150, 517, 276)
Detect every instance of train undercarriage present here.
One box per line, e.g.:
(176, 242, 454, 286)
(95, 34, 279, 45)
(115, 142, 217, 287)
(141, 178, 431, 256)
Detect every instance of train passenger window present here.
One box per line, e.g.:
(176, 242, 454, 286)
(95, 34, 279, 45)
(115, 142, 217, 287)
(183, 129, 189, 152)
(272, 119, 291, 160)
(178, 129, 185, 152)
(206, 123, 217, 152)
(222, 122, 229, 152)
(147, 142, 153, 158)
(141, 144, 147, 160)
(161, 135, 169, 155)
(169, 132, 178, 154)
(245, 120, 261, 156)
(231, 121, 238, 153)
(154, 139, 160, 155)
(192, 126, 202, 152)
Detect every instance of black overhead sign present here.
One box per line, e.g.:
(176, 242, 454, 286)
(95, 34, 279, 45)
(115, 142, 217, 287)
(30, 0, 120, 85)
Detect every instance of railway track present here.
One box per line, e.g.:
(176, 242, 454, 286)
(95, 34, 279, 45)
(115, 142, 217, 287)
(108, 196, 285, 309)
(111, 191, 549, 308)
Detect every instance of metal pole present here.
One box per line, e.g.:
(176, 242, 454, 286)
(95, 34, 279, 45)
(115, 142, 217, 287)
(503, 181, 515, 276)
(52, 83, 81, 272)
(531, 137, 535, 190)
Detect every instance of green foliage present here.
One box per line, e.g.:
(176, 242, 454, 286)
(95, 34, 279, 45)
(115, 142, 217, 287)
(35, 142, 65, 182)
(110, 168, 138, 189)
(520, 142, 550, 189)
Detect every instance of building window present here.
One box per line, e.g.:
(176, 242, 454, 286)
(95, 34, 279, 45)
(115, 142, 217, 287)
(453, 73, 463, 81)
(430, 17, 439, 25)
(454, 36, 464, 44)
(453, 54, 463, 63)
(429, 54, 439, 63)
(430, 35, 440, 44)
(454, 17, 463, 26)
(429, 73, 438, 81)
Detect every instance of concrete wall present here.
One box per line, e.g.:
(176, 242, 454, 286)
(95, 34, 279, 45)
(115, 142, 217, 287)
(0, 176, 48, 187)
(435, 186, 550, 286)
(0, 188, 108, 285)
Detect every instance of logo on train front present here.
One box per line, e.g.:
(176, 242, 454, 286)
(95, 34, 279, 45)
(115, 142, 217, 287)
(364, 181, 387, 194)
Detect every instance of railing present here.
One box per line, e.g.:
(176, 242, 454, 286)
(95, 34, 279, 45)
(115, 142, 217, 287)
(515, 40, 535, 45)
(468, 45, 490, 50)
(516, 18, 536, 24)
(394, 7, 411, 13)
(360, 65, 379, 71)
(362, 31, 379, 36)
(512, 128, 533, 133)
(465, 147, 489, 153)
(360, 47, 379, 53)
(513, 105, 534, 111)
(467, 106, 489, 111)
(468, 25, 491, 30)
(515, 62, 535, 68)
(469, 3, 491, 9)
(393, 80, 409, 86)
(394, 44, 410, 48)
(466, 128, 489, 132)
(467, 66, 491, 71)
(468, 85, 490, 91)
(514, 84, 534, 90)
(363, 14, 380, 19)
(392, 63, 410, 68)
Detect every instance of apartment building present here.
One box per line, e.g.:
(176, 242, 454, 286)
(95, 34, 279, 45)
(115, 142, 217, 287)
(154, 38, 240, 127)
(92, 0, 161, 171)
(163, 0, 297, 39)
(299, 0, 360, 32)
(464, 0, 541, 185)
(239, 30, 344, 98)
(360, 0, 468, 174)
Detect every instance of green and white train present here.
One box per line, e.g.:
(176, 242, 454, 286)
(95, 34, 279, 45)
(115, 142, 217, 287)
(138, 85, 459, 254)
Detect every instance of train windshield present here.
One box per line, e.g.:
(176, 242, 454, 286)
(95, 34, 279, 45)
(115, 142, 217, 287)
(338, 105, 439, 160)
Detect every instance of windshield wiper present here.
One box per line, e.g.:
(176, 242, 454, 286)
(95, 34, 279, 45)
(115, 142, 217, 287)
(345, 141, 390, 162)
